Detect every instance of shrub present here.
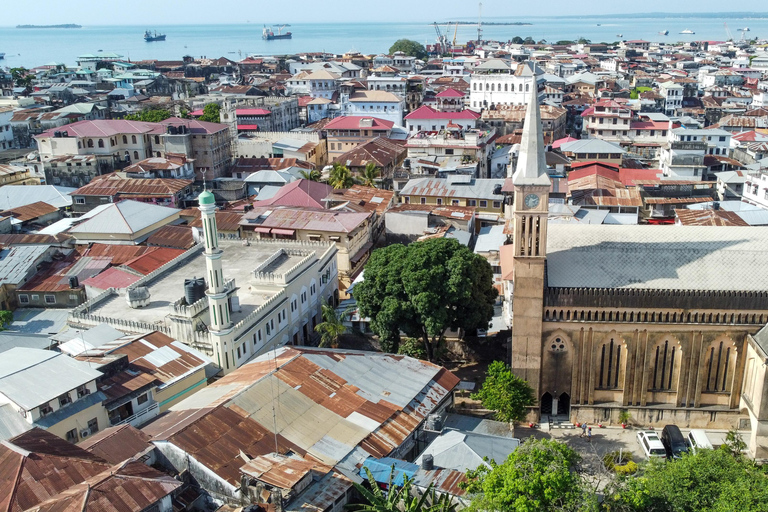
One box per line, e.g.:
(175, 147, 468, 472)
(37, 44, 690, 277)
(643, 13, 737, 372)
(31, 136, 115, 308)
(614, 461, 638, 475)
(603, 450, 633, 471)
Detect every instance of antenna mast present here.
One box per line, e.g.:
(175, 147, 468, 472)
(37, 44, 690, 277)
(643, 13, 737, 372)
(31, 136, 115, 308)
(477, 2, 483, 43)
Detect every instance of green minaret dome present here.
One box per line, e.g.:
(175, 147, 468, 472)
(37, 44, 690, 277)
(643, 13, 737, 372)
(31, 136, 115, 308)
(198, 189, 215, 205)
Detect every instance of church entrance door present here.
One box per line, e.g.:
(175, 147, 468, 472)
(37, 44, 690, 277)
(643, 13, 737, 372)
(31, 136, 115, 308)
(557, 392, 570, 416)
(540, 392, 553, 415)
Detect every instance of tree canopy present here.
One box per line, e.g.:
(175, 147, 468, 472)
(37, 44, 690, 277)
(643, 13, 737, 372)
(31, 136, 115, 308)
(604, 446, 768, 512)
(315, 300, 352, 348)
(360, 162, 380, 188)
(461, 438, 589, 512)
(10, 68, 33, 95)
(389, 39, 427, 60)
(348, 467, 456, 512)
(471, 361, 535, 424)
(198, 103, 222, 123)
(299, 169, 322, 182)
(124, 109, 172, 123)
(328, 162, 354, 189)
(0, 311, 13, 331)
(354, 238, 497, 360)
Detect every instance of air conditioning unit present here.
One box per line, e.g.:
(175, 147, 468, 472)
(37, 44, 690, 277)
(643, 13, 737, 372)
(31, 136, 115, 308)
(80, 429, 90, 438)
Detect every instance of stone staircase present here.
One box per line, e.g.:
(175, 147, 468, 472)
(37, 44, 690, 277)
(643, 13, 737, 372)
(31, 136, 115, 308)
(546, 415, 576, 430)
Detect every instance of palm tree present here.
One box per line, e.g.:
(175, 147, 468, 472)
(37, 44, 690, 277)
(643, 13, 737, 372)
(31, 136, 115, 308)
(328, 162, 355, 189)
(299, 169, 322, 182)
(346, 467, 456, 512)
(360, 162, 381, 188)
(315, 300, 353, 348)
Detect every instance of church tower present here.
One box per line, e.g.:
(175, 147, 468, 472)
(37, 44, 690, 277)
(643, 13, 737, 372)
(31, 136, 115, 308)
(198, 190, 234, 369)
(510, 86, 551, 410)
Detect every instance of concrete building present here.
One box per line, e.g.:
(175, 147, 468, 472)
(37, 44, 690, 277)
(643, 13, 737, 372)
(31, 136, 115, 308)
(70, 175, 193, 214)
(659, 81, 684, 115)
(469, 60, 539, 111)
(68, 193, 339, 376)
(344, 90, 405, 126)
(405, 106, 480, 134)
(405, 129, 496, 179)
(324, 116, 394, 161)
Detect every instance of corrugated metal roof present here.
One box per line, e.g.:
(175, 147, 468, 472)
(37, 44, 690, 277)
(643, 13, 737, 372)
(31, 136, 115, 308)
(70, 200, 179, 235)
(77, 424, 154, 464)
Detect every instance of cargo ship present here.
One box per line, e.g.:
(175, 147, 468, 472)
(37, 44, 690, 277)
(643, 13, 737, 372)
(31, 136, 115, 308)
(144, 30, 166, 42)
(262, 25, 291, 40)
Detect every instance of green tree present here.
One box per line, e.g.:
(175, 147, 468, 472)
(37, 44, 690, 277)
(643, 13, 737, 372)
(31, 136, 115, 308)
(556, 40, 576, 45)
(604, 447, 768, 512)
(388, 39, 428, 60)
(722, 429, 747, 458)
(461, 438, 589, 512)
(360, 162, 380, 188)
(511, 36, 524, 44)
(299, 169, 322, 182)
(354, 238, 497, 360)
(347, 467, 456, 512)
(198, 103, 222, 123)
(0, 310, 14, 331)
(124, 109, 172, 122)
(328, 162, 354, 189)
(471, 361, 535, 424)
(10, 68, 33, 95)
(523, 37, 535, 45)
(315, 300, 352, 348)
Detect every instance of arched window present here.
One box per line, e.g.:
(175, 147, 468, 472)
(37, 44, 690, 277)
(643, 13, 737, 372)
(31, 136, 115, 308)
(87, 139, 94, 148)
(133, 151, 139, 160)
(526, 83, 530, 92)
(473, 83, 477, 91)
(154, 135, 160, 144)
(651, 339, 680, 391)
(705, 339, 736, 392)
(504, 83, 508, 91)
(491, 83, 495, 91)
(97, 139, 104, 148)
(598, 338, 624, 389)
(518, 83, 523, 92)
(131, 135, 137, 144)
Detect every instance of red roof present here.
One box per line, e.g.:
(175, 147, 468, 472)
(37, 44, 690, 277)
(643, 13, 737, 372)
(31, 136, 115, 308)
(405, 105, 480, 121)
(253, 179, 334, 209)
(324, 116, 394, 131)
(237, 125, 260, 131)
(298, 95, 314, 107)
(580, 107, 595, 117)
(123, 247, 185, 275)
(568, 162, 621, 182)
(81, 267, 141, 290)
(552, 136, 578, 149)
(190, 109, 204, 117)
(618, 167, 663, 186)
(236, 109, 271, 116)
(435, 88, 465, 98)
(630, 121, 670, 130)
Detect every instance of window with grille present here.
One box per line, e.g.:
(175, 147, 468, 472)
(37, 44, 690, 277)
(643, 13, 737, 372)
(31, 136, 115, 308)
(651, 339, 679, 391)
(598, 339, 623, 389)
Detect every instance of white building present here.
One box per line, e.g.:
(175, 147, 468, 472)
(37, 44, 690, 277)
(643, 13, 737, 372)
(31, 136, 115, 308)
(344, 90, 404, 125)
(670, 128, 731, 156)
(469, 60, 540, 111)
(68, 191, 340, 375)
(287, 69, 341, 100)
(658, 81, 684, 115)
(744, 171, 768, 209)
(0, 107, 14, 150)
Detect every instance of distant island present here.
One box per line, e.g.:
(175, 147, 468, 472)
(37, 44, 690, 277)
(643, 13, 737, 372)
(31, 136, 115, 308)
(16, 24, 82, 29)
(447, 21, 532, 26)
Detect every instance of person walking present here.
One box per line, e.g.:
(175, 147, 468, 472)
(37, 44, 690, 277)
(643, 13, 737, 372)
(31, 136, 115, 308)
(587, 427, 592, 442)
(581, 423, 587, 438)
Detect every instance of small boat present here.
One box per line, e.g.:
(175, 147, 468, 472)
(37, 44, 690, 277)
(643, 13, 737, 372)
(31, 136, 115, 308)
(659, 30, 669, 36)
(616, 34, 623, 38)
(680, 29, 695, 34)
(0, 53, 5, 60)
(596, 23, 601, 26)
(144, 30, 166, 42)
(740, 27, 750, 32)
(262, 25, 291, 40)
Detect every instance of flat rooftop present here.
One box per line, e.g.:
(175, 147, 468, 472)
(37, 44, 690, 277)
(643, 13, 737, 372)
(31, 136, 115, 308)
(88, 241, 314, 326)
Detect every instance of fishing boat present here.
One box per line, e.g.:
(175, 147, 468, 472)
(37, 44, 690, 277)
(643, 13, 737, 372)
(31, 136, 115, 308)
(680, 29, 695, 34)
(144, 30, 166, 42)
(740, 27, 750, 32)
(262, 25, 291, 40)
(616, 34, 623, 38)
(659, 30, 669, 36)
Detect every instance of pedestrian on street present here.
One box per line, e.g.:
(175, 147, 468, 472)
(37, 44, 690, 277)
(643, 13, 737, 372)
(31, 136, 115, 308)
(587, 427, 592, 442)
(581, 423, 587, 437)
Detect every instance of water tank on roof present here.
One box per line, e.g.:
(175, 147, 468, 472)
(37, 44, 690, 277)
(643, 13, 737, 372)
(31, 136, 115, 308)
(421, 453, 434, 470)
(167, 126, 177, 135)
(493, 184, 503, 195)
(184, 277, 206, 304)
(54, 131, 62, 138)
(62, 131, 68, 137)
(68, 276, 79, 289)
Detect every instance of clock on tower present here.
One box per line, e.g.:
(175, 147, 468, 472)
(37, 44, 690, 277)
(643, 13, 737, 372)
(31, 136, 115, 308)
(524, 193, 540, 209)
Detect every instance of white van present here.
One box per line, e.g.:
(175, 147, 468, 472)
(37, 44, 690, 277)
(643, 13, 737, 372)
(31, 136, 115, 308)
(687, 429, 714, 453)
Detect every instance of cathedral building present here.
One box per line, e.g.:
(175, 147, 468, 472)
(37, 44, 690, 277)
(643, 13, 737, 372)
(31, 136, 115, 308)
(501, 88, 768, 458)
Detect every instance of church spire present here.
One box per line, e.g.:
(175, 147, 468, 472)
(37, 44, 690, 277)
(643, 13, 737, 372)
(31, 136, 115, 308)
(512, 84, 551, 187)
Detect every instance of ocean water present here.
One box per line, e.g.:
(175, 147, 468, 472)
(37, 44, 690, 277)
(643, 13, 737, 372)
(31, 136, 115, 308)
(1, 16, 768, 68)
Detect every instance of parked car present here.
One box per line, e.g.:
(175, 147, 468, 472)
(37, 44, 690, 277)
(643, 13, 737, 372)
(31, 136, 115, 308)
(637, 430, 667, 459)
(687, 429, 714, 453)
(661, 425, 689, 458)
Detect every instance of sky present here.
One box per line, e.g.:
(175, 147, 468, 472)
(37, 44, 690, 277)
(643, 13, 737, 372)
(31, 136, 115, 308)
(3, 0, 768, 25)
